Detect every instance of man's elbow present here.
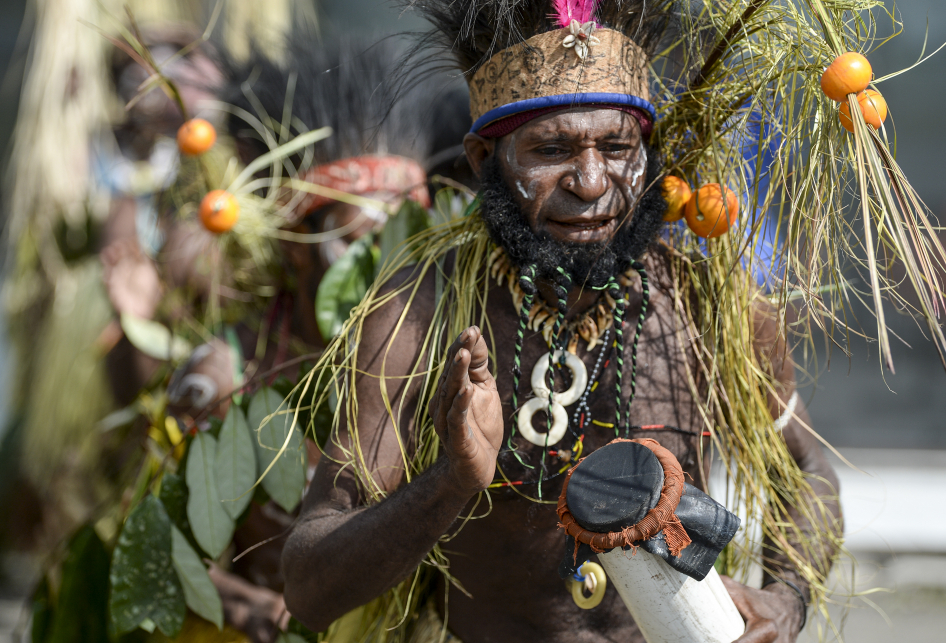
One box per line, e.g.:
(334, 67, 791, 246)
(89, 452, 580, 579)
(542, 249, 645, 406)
(281, 531, 329, 633)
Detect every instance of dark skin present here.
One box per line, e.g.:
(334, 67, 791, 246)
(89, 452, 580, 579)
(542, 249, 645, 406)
(282, 108, 841, 642)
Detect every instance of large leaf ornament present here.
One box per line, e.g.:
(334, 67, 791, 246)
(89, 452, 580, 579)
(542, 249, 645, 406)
(315, 235, 379, 340)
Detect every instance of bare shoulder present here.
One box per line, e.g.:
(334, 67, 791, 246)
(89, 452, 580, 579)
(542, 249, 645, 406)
(357, 260, 443, 368)
(304, 258, 446, 507)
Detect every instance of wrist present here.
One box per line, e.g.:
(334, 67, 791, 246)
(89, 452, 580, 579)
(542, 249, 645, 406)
(431, 456, 479, 507)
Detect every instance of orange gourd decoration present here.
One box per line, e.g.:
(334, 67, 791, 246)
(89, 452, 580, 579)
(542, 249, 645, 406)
(684, 184, 739, 239)
(821, 52, 872, 102)
(199, 190, 239, 233)
(662, 176, 692, 222)
(838, 89, 888, 132)
(177, 118, 217, 156)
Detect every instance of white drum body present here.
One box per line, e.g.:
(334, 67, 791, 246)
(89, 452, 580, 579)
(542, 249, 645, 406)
(597, 547, 745, 643)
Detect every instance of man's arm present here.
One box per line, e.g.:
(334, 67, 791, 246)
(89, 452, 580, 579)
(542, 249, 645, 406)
(281, 288, 504, 633)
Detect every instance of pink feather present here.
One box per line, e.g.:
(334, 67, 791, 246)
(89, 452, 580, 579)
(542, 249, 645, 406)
(551, 0, 600, 28)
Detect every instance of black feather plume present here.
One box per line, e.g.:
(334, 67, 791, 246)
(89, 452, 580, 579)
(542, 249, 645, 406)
(400, 0, 680, 74)
(221, 35, 463, 167)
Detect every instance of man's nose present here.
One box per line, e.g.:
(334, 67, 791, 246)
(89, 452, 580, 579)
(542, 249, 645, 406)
(559, 149, 609, 201)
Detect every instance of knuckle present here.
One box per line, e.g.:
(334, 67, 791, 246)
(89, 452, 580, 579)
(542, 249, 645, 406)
(758, 618, 778, 641)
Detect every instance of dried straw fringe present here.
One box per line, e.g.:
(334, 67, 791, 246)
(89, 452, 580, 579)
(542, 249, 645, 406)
(298, 210, 839, 641)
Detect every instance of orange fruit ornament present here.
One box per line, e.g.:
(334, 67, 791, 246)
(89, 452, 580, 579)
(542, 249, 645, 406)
(838, 89, 887, 132)
(684, 184, 739, 239)
(199, 190, 239, 233)
(177, 118, 217, 156)
(662, 176, 692, 222)
(821, 52, 872, 102)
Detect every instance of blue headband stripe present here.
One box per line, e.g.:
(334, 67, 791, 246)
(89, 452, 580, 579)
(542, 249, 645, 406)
(470, 93, 657, 134)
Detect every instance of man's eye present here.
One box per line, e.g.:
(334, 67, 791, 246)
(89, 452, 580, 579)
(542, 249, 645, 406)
(600, 143, 631, 153)
(536, 146, 565, 156)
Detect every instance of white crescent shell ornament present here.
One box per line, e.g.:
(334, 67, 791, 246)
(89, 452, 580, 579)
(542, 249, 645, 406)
(516, 350, 588, 447)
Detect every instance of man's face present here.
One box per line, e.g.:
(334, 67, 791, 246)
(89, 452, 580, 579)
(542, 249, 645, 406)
(464, 107, 664, 286)
(494, 107, 647, 244)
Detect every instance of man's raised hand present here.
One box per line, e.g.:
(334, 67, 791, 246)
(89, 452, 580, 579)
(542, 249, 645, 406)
(429, 326, 503, 497)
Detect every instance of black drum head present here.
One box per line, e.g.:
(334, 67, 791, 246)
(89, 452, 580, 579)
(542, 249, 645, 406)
(565, 441, 664, 533)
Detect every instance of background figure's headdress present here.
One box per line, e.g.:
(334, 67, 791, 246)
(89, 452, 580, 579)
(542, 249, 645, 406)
(223, 37, 442, 219)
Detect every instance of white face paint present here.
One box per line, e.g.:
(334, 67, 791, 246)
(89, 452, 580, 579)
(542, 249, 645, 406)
(629, 145, 647, 190)
(496, 110, 648, 240)
(505, 129, 555, 201)
(515, 180, 531, 200)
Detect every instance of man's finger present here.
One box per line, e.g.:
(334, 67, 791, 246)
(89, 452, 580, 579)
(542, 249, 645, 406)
(721, 576, 777, 643)
(446, 383, 474, 438)
(434, 345, 471, 431)
(721, 576, 751, 615)
(466, 329, 494, 385)
(443, 326, 479, 370)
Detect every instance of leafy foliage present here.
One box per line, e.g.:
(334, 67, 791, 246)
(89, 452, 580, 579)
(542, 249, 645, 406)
(108, 496, 186, 638)
(376, 200, 432, 274)
(315, 236, 380, 341)
(35, 526, 111, 643)
(185, 432, 236, 558)
(159, 472, 191, 537)
(247, 387, 306, 512)
(170, 526, 223, 629)
(119, 313, 191, 362)
(214, 405, 257, 520)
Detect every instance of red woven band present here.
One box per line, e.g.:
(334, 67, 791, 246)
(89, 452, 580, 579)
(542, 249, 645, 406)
(556, 438, 692, 561)
(297, 154, 431, 217)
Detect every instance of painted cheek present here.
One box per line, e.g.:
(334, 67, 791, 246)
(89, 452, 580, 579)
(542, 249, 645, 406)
(624, 148, 647, 191)
(515, 180, 532, 200)
(506, 142, 560, 198)
(612, 148, 648, 208)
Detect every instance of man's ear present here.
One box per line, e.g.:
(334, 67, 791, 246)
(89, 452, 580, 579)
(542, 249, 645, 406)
(463, 133, 495, 179)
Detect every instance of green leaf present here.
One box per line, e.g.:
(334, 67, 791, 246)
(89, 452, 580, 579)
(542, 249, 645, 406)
(159, 473, 190, 536)
(185, 432, 235, 558)
(46, 525, 110, 643)
(108, 496, 186, 638)
(119, 313, 191, 361)
(315, 235, 378, 340)
(170, 526, 223, 629)
(376, 200, 430, 274)
(214, 406, 257, 520)
(247, 388, 306, 512)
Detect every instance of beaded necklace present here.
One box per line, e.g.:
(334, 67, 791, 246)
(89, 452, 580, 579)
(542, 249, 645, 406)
(489, 247, 636, 351)
(491, 248, 654, 499)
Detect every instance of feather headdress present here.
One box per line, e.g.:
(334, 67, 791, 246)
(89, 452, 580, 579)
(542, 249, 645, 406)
(551, 0, 600, 27)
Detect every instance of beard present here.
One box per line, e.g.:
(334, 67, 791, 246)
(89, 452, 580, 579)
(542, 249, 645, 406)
(477, 145, 666, 288)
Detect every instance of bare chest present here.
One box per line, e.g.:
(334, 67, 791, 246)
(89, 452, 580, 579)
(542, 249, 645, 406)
(483, 282, 706, 489)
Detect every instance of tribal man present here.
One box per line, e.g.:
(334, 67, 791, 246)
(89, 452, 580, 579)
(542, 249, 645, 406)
(282, 2, 843, 641)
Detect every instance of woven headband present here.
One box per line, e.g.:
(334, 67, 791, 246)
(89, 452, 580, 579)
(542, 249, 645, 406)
(468, 26, 655, 137)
